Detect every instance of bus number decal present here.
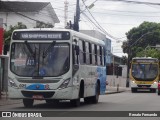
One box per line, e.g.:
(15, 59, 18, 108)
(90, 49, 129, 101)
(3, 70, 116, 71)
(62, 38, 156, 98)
(19, 84, 26, 89)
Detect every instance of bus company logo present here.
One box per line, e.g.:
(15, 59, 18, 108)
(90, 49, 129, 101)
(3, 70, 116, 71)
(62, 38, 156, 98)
(2, 112, 11, 117)
(36, 85, 40, 89)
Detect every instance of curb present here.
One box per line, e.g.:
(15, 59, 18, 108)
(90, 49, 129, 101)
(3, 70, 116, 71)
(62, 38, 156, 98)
(105, 90, 125, 95)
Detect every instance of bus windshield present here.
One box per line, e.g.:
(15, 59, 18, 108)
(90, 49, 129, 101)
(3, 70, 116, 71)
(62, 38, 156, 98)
(131, 63, 158, 81)
(10, 42, 70, 77)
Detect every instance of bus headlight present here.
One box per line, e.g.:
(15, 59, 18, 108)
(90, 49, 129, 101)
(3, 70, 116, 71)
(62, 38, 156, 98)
(58, 78, 70, 89)
(132, 81, 135, 83)
(153, 81, 157, 84)
(8, 78, 18, 89)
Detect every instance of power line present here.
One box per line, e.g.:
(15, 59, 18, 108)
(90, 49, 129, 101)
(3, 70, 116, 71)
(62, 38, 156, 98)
(81, 19, 136, 25)
(81, 0, 126, 40)
(99, 0, 160, 6)
(91, 11, 160, 18)
(93, 9, 160, 14)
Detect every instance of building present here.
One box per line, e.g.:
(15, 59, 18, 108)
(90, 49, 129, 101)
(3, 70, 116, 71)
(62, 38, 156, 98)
(0, 1, 60, 29)
(80, 30, 112, 65)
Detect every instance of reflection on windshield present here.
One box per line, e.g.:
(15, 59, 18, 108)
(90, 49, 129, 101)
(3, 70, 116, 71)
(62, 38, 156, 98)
(131, 64, 158, 81)
(10, 43, 70, 77)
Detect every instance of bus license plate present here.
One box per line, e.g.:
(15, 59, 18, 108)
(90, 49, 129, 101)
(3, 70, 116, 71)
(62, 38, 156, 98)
(32, 95, 44, 99)
(142, 86, 147, 88)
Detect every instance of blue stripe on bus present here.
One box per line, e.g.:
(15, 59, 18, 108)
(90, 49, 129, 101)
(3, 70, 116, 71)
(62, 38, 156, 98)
(97, 66, 106, 94)
(26, 84, 45, 90)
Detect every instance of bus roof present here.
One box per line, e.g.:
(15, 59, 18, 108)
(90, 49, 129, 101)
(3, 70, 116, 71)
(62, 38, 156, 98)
(12, 28, 105, 46)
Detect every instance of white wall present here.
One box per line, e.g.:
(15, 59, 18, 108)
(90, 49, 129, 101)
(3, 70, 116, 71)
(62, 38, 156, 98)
(120, 65, 127, 78)
(0, 6, 55, 30)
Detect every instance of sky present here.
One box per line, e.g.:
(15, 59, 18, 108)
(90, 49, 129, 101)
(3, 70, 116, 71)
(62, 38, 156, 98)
(5, 0, 160, 57)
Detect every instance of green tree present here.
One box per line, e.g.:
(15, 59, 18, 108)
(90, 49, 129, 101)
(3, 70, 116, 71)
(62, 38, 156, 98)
(122, 21, 160, 58)
(3, 22, 27, 54)
(136, 48, 160, 59)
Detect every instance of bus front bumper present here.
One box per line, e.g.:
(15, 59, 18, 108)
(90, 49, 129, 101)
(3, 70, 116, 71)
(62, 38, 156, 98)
(8, 86, 79, 100)
(131, 81, 158, 89)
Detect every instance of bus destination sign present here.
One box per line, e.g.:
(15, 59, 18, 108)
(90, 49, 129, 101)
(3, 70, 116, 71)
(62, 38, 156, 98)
(12, 31, 70, 40)
(21, 33, 62, 39)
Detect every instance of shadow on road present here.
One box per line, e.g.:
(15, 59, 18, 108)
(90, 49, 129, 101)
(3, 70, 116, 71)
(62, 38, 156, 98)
(16, 100, 104, 110)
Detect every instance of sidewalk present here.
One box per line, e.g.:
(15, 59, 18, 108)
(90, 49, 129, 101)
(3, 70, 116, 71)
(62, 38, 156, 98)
(0, 92, 22, 106)
(105, 86, 130, 94)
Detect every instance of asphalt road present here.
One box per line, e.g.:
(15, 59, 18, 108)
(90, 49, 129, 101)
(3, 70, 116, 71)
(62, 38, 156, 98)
(1, 91, 160, 120)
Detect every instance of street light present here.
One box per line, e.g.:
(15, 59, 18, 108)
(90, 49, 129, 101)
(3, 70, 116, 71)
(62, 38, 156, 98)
(126, 31, 154, 87)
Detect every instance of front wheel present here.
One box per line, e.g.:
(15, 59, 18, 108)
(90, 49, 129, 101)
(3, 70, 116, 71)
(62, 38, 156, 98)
(158, 90, 160, 95)
(131, 88, 137, 93)
(151, 89, 156, 93)
(70, 98, 80, 107)
(46, 99, 59, 104)
(23, 99, 34, 108)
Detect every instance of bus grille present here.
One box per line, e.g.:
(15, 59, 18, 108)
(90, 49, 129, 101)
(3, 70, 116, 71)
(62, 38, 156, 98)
(21, 91, 55, 98)
(137, 85, 151, 88)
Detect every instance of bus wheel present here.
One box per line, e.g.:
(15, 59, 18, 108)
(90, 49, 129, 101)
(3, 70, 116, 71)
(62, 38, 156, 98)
(131, 88, 136, 93)
(84, 97, 91, 104)
(46, 99, 59, 104)
(70, 98, 80, 107)
(91, 82, 100, 104)
(151, 89, 156, 93)
(23, 99, 34, 108)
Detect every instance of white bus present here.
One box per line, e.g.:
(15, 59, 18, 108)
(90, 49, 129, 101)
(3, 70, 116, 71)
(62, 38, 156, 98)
(8, 28, 106, 107)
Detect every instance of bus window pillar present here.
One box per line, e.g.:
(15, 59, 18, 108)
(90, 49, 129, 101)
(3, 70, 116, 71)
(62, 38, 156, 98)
(126, 48, 130, 88)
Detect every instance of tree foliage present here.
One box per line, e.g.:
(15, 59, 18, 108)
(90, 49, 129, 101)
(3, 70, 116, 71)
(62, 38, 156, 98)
(3, 22, 27, 54)
(136, 48, 160, 59)
(122, 21, 160, 58)
(4, 22, 27, 45)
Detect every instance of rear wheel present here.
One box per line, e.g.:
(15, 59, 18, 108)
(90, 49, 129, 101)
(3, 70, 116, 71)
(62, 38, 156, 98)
(23, 99, 34, 108)
(84, 97, 92, 104)
(90, 82, 100, 104)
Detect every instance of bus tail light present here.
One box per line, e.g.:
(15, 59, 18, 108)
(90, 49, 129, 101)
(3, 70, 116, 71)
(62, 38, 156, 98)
(58, 78, 70, 89)
(8, 78, 18, 88)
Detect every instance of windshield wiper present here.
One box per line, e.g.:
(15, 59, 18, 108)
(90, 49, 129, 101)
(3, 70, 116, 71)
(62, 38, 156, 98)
(24, 41, 34, 57)
(42, 41, 56, 58)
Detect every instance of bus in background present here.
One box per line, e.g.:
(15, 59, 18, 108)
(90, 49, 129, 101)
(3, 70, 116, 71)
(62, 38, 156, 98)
(8, 28, 106, 107)
(130, 57, 159, 93)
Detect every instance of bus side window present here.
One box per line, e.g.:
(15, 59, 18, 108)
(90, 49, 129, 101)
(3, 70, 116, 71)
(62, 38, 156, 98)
(79, 40, 83, 64)
(94, 45, 97, 65)
(89, 43, 92, 64)
(86, 42, 90, 64)
(100, 46, 103, 66)
(97, 45, 100, 65)
(73, 43, 80, 65)
(82, 41, 86, 64)
(92, 44, 95, 65)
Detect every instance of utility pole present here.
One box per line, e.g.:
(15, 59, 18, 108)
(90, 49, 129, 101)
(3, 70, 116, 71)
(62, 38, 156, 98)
(64, 0, 69, 28)
(73, 0, 80, 31)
